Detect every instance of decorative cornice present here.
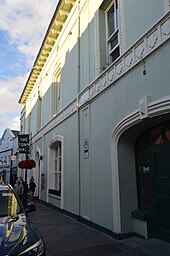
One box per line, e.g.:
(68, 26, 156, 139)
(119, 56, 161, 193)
(19, 0, 76, 104)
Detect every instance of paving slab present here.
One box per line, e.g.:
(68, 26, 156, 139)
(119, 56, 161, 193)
(28, 202, 170, 256)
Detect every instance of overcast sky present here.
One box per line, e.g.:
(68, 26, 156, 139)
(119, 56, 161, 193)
(0, 0, 58, 138)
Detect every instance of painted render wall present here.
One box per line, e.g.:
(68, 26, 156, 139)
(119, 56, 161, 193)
(59, 19, 79, 108)
(41, 113, 79, 215)
(50, 39, 170, 232)
(123, 0, 165, 50)
(31, 41, 170, 233)
(20, 0, 170, 235)
(86, 41, 170, 231)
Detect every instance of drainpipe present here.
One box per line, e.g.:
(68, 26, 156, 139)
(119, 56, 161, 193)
(77, 0, 81, 217)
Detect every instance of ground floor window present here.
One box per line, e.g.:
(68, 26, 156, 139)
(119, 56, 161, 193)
(54, 142, 62, 196)
(48, 139, 62, 197)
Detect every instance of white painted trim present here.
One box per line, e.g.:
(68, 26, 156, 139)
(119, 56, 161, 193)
(47, 134, 64, 209)
(111, 95, 170, 233)
(118, 0, 126, 53)
(163, 0, 170, 12)
(94, 8, 101, 77)
(35, 146, 42, 200)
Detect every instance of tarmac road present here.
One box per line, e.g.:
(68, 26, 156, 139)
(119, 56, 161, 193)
(28, 202, 170, 256)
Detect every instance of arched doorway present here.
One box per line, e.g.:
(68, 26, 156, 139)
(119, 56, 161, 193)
(135, 120, 170, 241)
(111, 96, 170, 237)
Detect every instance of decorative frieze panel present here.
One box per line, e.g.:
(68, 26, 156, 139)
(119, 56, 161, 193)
(107, 68, 115, 82)
(147, 29, 160, 51)
(124, 51, 133, 70)
(134, 40, 146, 61)
(82, 12, 170, 103)
(161, 19, 170, 40)
(115, 60, 124, 76)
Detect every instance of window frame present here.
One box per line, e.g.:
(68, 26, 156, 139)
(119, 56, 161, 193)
(54, 142, 62, 196)
(48, 137, 63, 201)
(105, 0, 119, 65)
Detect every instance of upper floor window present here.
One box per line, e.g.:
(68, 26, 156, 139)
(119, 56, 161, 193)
(106, 0, 119, 65)
(52, 67, 61, 117)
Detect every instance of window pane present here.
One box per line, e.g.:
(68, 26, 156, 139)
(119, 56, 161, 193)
(107, 1, 118, 37)
(55, 173, 61, 192)
(107, 5, 115, 37)
(0, 187, 23, 217)
(109, 34, 118, 50)
(110, 46, 120, 63)
(115, 0, 118, 29)
(58, 157, 61, 172)
(54, 142, 62, 195)
(107, 1, 119, 65)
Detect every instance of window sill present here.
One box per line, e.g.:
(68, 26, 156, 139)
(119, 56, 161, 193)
(48, 189, 61, 197)
(48, 193, 61, 200)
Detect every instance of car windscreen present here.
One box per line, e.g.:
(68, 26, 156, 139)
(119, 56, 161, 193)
(0, 187, 24, 217)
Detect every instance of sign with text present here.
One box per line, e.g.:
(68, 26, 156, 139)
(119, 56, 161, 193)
(18, 134, 30, 154)
(83, 138, 89, 159)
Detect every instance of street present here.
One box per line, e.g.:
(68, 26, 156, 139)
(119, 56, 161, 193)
(28, 202, 170, 256)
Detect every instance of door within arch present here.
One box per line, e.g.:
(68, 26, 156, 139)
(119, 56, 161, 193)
(151, 143, 170, 241)
(135, 120, 170, 242)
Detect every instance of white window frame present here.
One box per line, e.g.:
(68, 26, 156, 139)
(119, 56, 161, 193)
(54, 142, 62, 194)
(105, 0, 119, 65)
(48, 135, 64, 209)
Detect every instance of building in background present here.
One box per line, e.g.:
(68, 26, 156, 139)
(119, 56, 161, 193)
(0, 128, 19, 185)
(19, 0, 170, 242)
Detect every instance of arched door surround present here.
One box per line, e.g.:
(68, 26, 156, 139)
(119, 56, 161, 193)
(111, 96, 170, 235)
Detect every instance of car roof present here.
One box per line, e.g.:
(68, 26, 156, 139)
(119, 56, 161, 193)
(0, 183, 13, 190)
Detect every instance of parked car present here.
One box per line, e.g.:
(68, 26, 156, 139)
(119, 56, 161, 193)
(0, 183, 46, 256)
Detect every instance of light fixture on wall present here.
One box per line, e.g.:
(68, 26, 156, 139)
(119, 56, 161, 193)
(142, 60, 147, 75)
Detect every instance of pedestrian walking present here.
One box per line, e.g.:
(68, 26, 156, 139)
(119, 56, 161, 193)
(14, 178, 24, 201)
(29, 177, 36, 202)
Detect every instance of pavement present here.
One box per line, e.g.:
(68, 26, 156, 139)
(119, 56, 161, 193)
(28, 202, 170, 256)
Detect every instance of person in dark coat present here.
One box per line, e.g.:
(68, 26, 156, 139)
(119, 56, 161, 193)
(29, 177, 36, 202)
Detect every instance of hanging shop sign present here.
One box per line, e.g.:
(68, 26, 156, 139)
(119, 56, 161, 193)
(18, 134, 29, 154)
(11, 155, 16, 161)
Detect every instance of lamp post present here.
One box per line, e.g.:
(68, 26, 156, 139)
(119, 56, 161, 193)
(24, 145, 29, 209)
(18, 134, 30, 209)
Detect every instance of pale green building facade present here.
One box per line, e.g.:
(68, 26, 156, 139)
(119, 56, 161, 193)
(19, 0, 170, 241)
